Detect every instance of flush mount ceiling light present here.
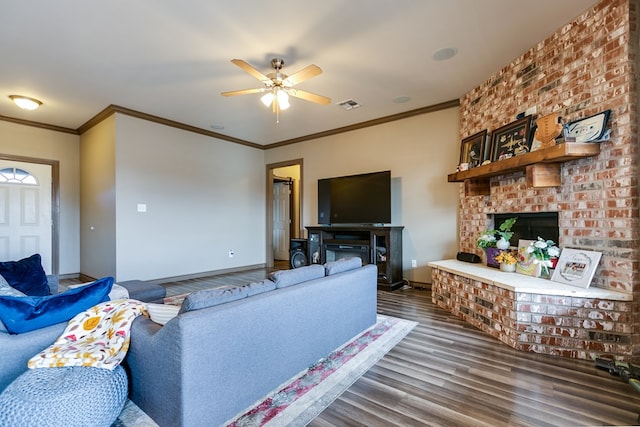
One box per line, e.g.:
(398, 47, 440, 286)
(222, 57, 330, 123)
(9, 95, 42, 110)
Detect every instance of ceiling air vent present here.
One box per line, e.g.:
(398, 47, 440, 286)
(337, 99, 362, 111)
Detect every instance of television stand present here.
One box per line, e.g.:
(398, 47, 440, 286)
(306, 225, 404, 291)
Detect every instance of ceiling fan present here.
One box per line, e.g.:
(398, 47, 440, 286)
(221, 58, 331, 121)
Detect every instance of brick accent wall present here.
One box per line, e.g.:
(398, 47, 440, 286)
(458, 0, 639, 295)
(455, 0, 639, 357)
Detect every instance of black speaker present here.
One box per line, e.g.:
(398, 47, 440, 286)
(307, 233, 321, 264)
(290, 238, 308, 269)
(456, 251, 481, 263)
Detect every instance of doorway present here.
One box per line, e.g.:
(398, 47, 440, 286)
(0, 154, 59, 275)
(266, 160, 302, 268)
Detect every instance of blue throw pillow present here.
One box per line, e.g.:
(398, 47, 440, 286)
(0, 276, 114, 334)
(0, 254, 49, 296)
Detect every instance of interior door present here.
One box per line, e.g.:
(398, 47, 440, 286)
(272, 181, 291, 261)
(0, 161, 52, 273)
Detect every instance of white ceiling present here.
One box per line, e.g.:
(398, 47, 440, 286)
(1, 0, 598, 146)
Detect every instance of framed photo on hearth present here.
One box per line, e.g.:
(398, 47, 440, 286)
(490, 116, 532, 162)
(550, 248, 602, 288)
(459, 129, 488, 169)
(515, 239, 537, 276)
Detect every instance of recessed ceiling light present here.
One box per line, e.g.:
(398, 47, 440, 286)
(432, 47, 458, 61)
(9, 95, 42, 110)
(210, 124, 225, 130)
(393, 96, 411, 104)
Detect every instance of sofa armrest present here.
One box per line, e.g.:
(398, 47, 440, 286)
(46, 275, 59, 295)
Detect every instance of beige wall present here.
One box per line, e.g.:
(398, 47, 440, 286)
(0, 121, 80, 275)
(79, 115, 117, 279)
(0, 105, 459, 284)
(265, 107, 461, 284)
(112, 114, 266, 282)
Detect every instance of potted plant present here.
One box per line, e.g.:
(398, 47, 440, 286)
(526, 237, 561, 278)
(476, 217, 517, 267)
(495, 250, 518, 272)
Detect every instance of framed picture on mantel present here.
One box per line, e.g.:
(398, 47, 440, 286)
(490, 116, 532, 162)
(459, 129, 488, 169)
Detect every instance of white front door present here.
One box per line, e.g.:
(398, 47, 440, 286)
(0, 161, 52, 273)
(272, 181, 290, 261)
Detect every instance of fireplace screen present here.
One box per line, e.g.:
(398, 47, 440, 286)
(324, 243, 370, 264)
(494, 212, 559, 245)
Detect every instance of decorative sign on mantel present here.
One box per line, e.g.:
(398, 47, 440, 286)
(550, 248, 602, 288)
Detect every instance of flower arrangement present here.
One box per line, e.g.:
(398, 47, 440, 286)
(526, 237, 561, 277)
(495, 250, 517, 265)
(476, 217, 517, 249)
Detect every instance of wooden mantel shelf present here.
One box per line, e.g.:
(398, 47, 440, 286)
(448, 142, 601, 196)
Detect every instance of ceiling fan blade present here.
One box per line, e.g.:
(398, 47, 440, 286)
(283, 64, 322, 86)
(221, 88, 264, 97)
(288, 89, 331, 105)
(231, 59, 271, 83)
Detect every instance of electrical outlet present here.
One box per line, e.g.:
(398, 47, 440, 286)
(411, 259, 417, 268)
(228, 250, 234, 258)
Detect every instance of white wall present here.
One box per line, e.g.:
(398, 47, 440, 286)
(0, 121, 80, 276)
(113, 114, 266, 282)
(265, 107, 461, 284)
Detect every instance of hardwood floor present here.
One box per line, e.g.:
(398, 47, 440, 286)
(64, 267, 640, 426)
(311, 288, 640, 427)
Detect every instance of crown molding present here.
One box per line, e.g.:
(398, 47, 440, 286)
(78, 105, 262, 149)
(2, 99, 460, 149)
(0, 114, 78, 135)
(263, 99, 460, 149)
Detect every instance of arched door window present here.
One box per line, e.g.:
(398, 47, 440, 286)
(0, 167, 38, 185)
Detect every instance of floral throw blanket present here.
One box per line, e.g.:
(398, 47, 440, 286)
(28, 299, 147, 370)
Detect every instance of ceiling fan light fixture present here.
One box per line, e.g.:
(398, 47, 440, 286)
(277, 90, 290, 110)
(261, 92, 274, 107)
(9, 95, 42, 110)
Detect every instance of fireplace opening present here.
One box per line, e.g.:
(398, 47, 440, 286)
(324, 243, 370, 265)
(494, 212, 559, 246)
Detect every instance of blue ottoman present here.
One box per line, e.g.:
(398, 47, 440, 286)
(0, 366, 127, 427)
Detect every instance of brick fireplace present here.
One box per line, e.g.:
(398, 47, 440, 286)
(441, 0, 639, 358)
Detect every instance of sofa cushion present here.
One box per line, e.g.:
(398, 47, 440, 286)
(0, 254, 49, 296)
(147, 303, 180, 325)
(324, 257, 363, 276)
(179, 286, 249, 314)
(67, 282, 129, 301)
(0, 275, 25, 297)
(242, 279, 276, 296)
(0, 277, 113, 334)
(269, 264, 325, 288)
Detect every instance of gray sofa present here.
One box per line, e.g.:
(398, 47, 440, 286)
(0, 275, 66, 392)
(0, 276, 165, 392)
(126, 260, 378, 427)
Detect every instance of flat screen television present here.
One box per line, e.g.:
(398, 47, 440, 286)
(317, 170, 391, 225)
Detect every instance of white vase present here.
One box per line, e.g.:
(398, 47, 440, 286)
(496, 238, 510, 250)
(500, 263, 516, 272)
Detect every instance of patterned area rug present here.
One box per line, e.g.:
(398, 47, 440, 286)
(114, 315, 416, 427)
